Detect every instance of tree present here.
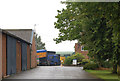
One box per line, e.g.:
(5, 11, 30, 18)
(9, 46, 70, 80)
(54, 2, 120, 74)
(110, 2, 120, 75)
(35, 34, 46, 50)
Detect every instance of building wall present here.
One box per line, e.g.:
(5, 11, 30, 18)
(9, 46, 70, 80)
(75, 43, 89, 59)
(31, 34, 37, 68)
(16, 40, 21, 73)
(0, 31, 2, 80)
(27, 45, 30, 69)
(0, 30, 37, 79)
(2, 34, 6, 77)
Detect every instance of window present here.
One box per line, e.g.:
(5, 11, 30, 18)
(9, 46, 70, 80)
(49, 56, 54, 59)
(81, 46, 87, 51)
(56, 56, 58, 59)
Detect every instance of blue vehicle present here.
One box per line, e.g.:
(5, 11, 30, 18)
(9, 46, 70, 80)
(37, 50, 47, 66)
(37, 50, 61, 66)
(47, 54, 61, 66)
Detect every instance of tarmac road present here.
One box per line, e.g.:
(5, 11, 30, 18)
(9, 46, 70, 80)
(3, 66, 104, 81)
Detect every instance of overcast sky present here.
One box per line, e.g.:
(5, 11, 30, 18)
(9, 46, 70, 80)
(0, 0, 77, 52)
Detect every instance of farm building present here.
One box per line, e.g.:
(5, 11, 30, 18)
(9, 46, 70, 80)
(6, 29, 37, 68)
(1, 29, 32, 78)
(0, 29, 2, 80)
(75, 43, 89, 59)
(0, 29, 37, 79)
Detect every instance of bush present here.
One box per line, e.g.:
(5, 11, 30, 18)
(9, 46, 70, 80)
(72, 53, 85, 62)
(64, 53, 85, 65)
(81, 59, 90, 65)
(101, 61, 113, 68)
(83, 63, 99, 70)
(64, 56, 72, 65)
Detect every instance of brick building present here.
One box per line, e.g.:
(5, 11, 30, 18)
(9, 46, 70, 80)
(6, 29, 37, 68)
(0, 29, 37, 80)
(0, 29, 2, 80)
(75, 43, 89, 59)
(1, 29, 32, 78)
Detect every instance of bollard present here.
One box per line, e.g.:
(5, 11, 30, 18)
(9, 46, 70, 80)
(61, 64, 63, 67)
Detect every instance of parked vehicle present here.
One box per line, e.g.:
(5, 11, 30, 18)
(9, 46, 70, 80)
(47, 54, 61, 66)
(37, 50, 47, 65)
(37, 50, 61, 66)
(39, 57, 47, 66)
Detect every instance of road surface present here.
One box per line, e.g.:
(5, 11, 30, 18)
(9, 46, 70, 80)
(4, 66, 104, 81)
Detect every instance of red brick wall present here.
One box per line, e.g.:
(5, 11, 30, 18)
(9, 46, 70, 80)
(31, 33, 37, 68)
(27, 45, 30, 69)
(0, 32, 2, 79)
(75, 43, 89, 59)
(16, 40, 21, 73)
(2, 34, 6, 77)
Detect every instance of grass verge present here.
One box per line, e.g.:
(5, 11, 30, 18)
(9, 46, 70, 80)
(86, 70, 119, 81)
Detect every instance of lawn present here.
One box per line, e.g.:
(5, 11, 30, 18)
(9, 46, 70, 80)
(86, 70, 119, 81)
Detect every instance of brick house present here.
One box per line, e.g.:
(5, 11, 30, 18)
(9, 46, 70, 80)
(0, 29, 2, 80)
(1, 29, 32, 78)
(6, 29, 37, 68)
(75, 43, 89, 59)
(0, 29, 37, 79)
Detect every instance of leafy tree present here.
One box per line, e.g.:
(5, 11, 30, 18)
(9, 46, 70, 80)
(35, 34, 46, 50)
(54, 2, 120, 74)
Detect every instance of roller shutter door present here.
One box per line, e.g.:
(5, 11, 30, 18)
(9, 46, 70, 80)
(7, 35, 16, 75)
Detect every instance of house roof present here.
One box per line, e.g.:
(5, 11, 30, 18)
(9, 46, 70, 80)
(1, 29, 31, 44)
(4, 29, 34, 44)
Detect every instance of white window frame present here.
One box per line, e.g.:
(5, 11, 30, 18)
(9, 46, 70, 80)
(81, 46, 88, 51)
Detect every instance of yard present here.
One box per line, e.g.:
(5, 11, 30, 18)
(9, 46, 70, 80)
(86, 70, 119, 81)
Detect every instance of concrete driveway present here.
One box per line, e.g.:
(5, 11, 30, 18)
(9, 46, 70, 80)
(3, 66, 105, 81)
(4, 66, 102, 79)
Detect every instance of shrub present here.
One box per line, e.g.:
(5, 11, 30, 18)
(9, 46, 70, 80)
(83, 63, 99, 70)
(64, 53, 85, 65)
(82, 59, 90, 65)
(101, 61, 113, 68)
(73, 53, 85, 62)
(64, 56, 72, 65)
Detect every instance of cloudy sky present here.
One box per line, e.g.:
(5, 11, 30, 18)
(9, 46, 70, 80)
(0, 0, 77, 52)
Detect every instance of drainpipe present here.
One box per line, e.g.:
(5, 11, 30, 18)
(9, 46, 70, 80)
(30, 44, 32, 69)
